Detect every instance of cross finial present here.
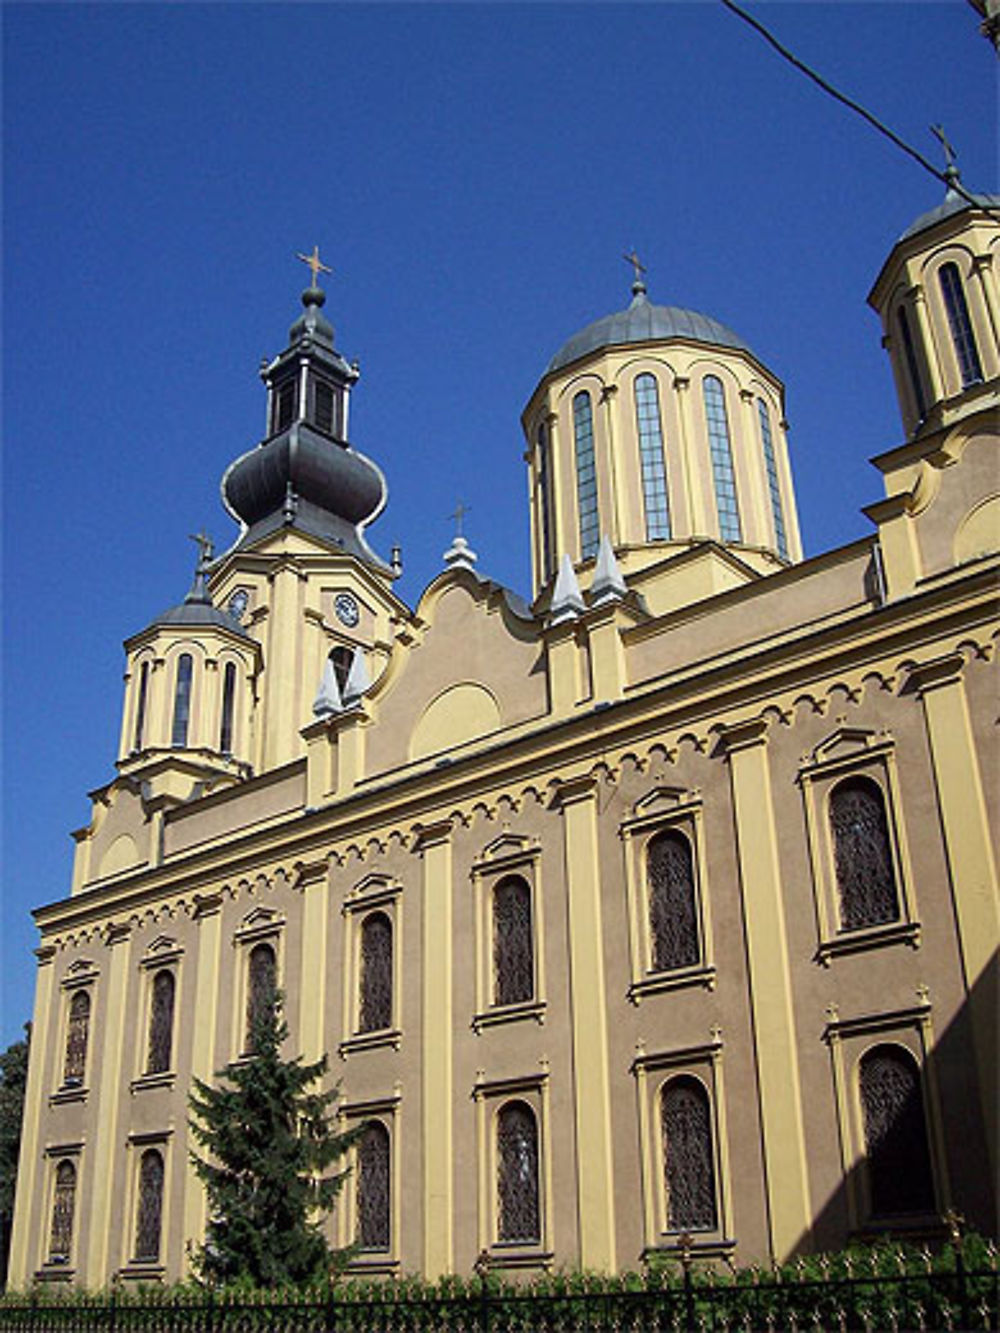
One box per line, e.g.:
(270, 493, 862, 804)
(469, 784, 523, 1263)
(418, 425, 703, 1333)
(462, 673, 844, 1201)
(296, 244, 332, 289)
(188, 529, 214, 565)
(623, 249, 646, 284)
(449, 502, 470, 538)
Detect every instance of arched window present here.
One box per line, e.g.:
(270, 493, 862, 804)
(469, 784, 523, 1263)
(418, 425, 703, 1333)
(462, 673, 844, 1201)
(703, 376, 741, 542)
(330, 646, 353, 696)
(897, 304, 928, 423)
(635, 374, 671, 541)
(134, 1149, 165, 1262)
(146, 969, 175, 1075)
(647, 831, 699, 973)
(572, 391, 600, 560)
(357, 1121, 391, 1250)
(48, 1160, 77, 1263)
(64, 990, 90, 1085)
(171, 653, 193, 748)
(829, 777, 900, 930)
(536, 421, 555, 582)
(757, 399, 788, 560)
(493, 875, 534, 1007)
(859, 1045, 935, 1217)
(219, 661, 237, 755)
(132, 660, 150, 752)
(359, 912, 393, 1033)
(939, 263, 983, 388)
(245, 942, 277, 1050)
(662, 1076, 717, 1232)
(496, 1101, 540, 1243)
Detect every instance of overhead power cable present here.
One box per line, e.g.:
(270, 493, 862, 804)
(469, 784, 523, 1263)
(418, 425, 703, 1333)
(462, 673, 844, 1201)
(720, 0, 997, 215)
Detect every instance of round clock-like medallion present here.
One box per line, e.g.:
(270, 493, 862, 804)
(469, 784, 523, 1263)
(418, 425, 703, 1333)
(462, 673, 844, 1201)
(228, 588, 250, 622)
(335, 592, 360, 627)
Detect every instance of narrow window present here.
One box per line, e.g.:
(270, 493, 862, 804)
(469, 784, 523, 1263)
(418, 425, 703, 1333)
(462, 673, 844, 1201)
(171, 653, 193, 748)
(647, 831, 699, 972)
(146, 969, 176, 1075)
(829, 777, 900, 930)
(64, 990, 90, 1085)
(859, 1045, 935, 1217)
(703, 376, 742, 542)
(358, 912, 393, 1033)
(757, 399, 788, 560)
(357, 1121, 391, 1251)
(48, 1160, 77, 1264)
(330, 646, 353, 696)
(635, 373, 671, 541)
(897, 305, 928, 423)
(273, 381, 296, 433)
(132, 660, 149, 752)
(134, 1149, 165, 1262)
(496, 1101, 540, 1243)
(493, 875, 534, 1007)
(245, 942, 277, 1050)
(219, 661, 236, 755)
(572, 391, 600, 560)
(314, 380, 335, 434)
(536, 421, 555, 583)
(662, 1076, 717, 1232)
(939, 263, 983, 388)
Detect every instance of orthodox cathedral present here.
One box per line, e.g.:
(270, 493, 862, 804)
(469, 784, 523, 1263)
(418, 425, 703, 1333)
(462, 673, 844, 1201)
(9, 177, 999, 1286)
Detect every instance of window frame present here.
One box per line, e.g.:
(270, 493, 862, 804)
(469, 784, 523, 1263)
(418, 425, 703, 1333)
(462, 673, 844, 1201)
(230, 908, 285, 1061)
(937, 260, 984, 390)
(572, 389, 600, 561)
(120, 1132, 172, 1277)
(337, 1092, 401, 1274)
(131, 939, 184, 1091)
(633, 371, 672, 542)
(471, 835, 547, 1032)
(473, 1072, 553, 1269)
(39, 1145, 83, 1275)
(340, 875, 403, 1056)
(51, 962, 99, 1105)
(170, 651, 194, 748)
(702, 375, 742, 543)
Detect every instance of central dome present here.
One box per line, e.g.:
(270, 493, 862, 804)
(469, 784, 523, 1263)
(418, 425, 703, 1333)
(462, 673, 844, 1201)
(547, 289, 752, 374)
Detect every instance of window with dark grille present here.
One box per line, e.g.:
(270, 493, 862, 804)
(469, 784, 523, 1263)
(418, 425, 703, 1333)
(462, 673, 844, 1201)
(573, 391, 600, 560)
(273, 381, 296, 432)
(859, 1045, 935, 1217)
(357, 1121, 391, 1250)
(134, 1149, 165, 1262)
(146, 969, 175, 1075)
(703, 376, 742, 542)
(133, 660, 149, 752)
(219, 661, 236, 755)
(662, 1076, 717, 1232)
(939, 263, 983, 388)
(493, 876, 534, 1007)
(635, 373, 671, 541)
(245, 942, 277, 1050)
(829, 777, 900, 930)
(647, 831, 699, 972)
(171, 653, 193, 748)
(48, 1160, 77, 1263)
(64, 990, 90, 1085)
(359, 912, 393, 1033)
(496, 1101, 540, 1243)
(897, 305, 928, 422)
(314, 380, 335, 434)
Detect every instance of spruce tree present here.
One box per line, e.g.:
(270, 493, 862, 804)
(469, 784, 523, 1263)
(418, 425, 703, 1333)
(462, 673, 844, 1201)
(188, 993, 358, 1287)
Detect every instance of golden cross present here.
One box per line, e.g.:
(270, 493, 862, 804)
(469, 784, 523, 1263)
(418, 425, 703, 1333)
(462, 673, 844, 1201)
(449, 502, 470, 537)
(623, 249, 646, 283)
(296, 244, 332, 288)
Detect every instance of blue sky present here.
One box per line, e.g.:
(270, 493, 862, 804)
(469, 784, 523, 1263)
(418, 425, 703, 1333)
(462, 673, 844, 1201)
(2, 2, 996, 1048)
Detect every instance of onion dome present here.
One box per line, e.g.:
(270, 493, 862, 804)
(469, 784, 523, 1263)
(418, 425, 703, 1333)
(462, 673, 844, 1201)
(547, 279, 752, 375)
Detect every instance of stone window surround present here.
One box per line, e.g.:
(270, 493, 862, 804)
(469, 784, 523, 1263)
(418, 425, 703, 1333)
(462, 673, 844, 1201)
(50, 963, 100, 1105)
(473, 1069, 554, 1268)
(230, 909, 285, 1061)
(470, 838, 547, 1033)
(337, 1090, 402, 1273)
(131, 940, 184, 1092)
(118, 1129, 172, 1279)
(339, 874, 403, 1057)
(37, 1142, 84, 1280)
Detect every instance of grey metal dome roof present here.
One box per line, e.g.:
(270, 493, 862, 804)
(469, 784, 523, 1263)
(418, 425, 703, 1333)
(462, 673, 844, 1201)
(150, 601, 250, 635)
(899, 186, 1000, 243)
(547, 288, 753, 374)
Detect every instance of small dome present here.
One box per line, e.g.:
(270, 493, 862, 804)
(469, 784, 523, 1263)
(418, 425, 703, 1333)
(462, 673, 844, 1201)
(149, 601, 251, 635)
(546, 290, 753, 375)
(898, 186, 1000, 243)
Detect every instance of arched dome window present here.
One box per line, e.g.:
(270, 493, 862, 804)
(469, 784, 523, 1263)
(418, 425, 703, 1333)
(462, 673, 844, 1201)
(896, 304, 928, 423)
(132, 660, 150, 753)
(572, 391, 600, 560)
(171, 653, 193, 748)
(703, 377, 741, 542)
(219, 661, 237, 755)
(939, 263, 983, 388)
(859, 1045, 935, 1217)
(757, 399, 788, 560)
(634, 374, 671, 541)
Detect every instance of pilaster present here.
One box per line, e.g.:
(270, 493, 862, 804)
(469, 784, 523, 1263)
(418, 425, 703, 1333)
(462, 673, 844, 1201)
(719, 718, 812, 1261)
(585, 604, 626, 703)
(862, 494, 922, 599)
(545, 620, 586, 716)
(302, 706, 369, 807)
(264, 561, 306, 769)
(182, 893, 223, 1267)
(672, 375, 703, 533)
(298, 863, 330, 1065)
(8, 945, 56, 1284)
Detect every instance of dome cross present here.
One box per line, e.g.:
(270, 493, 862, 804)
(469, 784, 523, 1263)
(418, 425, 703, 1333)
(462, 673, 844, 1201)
(296, 244, 332, 288)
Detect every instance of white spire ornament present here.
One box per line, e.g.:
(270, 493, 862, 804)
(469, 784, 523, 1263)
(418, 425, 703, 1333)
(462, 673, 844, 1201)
(312, 657, 343, 718)
(342, 647, 371, 707)
(590, 534, 627, 606)
(549, 553, 586, 625)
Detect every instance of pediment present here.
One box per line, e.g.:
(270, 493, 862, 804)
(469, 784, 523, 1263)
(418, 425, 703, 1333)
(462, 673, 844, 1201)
(632, 786, 696, 819)
(478, 832, 534, 862)
(234, 905, 284, 940)
(351, 872, 396, 896)
(145, 934, 180, 956)
(810, 728, 882, 765)
(66, 957, 98, 976)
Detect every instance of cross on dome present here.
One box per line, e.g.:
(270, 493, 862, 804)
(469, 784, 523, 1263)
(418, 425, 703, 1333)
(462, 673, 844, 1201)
(296, 244, 332, 288)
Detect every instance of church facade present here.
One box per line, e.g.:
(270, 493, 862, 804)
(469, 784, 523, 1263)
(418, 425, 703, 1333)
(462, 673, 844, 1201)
(9, 185, 999, 1287)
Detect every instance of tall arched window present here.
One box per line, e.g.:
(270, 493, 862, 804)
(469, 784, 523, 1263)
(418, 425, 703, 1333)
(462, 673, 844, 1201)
(493, 875, 534, 1007)
(171, 653, 193, 747)
(939, 262, 983, 388)
(64, 990, 91, 1085)
(132, 660, 150, 752)
(330, 646, 353, 696)
(635, 373, 671, 541)
(703, 376, 742, 542)
(219, 661, 237, 754)
(859, 1045, 935, 1217)
(146, 969, 176, 1075)
(48, 1160, 77, 1263)
(536, 421, 555, 582)
(662, 1076, 717, 1232)
(357, 1121, 391, 1250)
(245, 942, 277, 1050)
(647, 831, 699, 972)
(829, 777, 900, 930)
(897, 304, 928, 422)
(757, 399, 788, 560)
(572, 391, 600, 560)
(134, 1149, 165, 1262)
(496, 1101, 540, 1243)
(359, 912, 393, 1033)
